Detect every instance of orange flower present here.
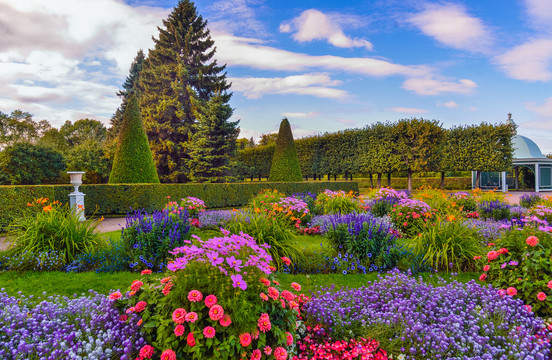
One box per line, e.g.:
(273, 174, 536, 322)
(42, 205, 52, 212)
(26, 202, 33, 207)
(447, 215, 456, 222)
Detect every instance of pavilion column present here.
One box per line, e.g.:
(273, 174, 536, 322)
(502, 171, 507, 192)
(536, 163, 540, 192)
(515, 167, 519, 190)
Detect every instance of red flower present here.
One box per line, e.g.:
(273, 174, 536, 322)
(479, 273, 487, 281)
(187, 332, 196, 347)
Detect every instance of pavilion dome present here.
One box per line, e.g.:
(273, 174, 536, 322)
(512, 134, 546, 159)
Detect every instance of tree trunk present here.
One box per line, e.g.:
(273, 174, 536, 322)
(369, 173, 374, 188)
(387, 172, 391, 186)
(350, 173, 353, 181)
(440, 171, 445, 189)
(377, 173, 382, 188)
(305, 175, 308, 181)
(334, 174, 337, 181)
(258, 174, 261, 181)
(475, 171, 481, 189)
(344, 172, 348, 181)
(251, 175, 253, 181)
(327, 174, 330, 181)
(407, 170, 413, 192)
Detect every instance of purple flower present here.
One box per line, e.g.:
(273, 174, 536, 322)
(225, 255, 243, 272)
(230, 274, 247, 290)
(206, 251, 223, 266)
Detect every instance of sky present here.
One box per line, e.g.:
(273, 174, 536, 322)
(1, 0, 552, 152)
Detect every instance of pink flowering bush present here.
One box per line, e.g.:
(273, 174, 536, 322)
(164, 196, 206, 219)
(476, 227, 552, 317)
(113, 230, 301, 360)
(389, 199, 435, 236)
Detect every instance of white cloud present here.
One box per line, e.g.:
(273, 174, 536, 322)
(0, 0, 168, 126)
(229, 73, 347, 99)
(389, 107, 428, 114)
(208, 0, 266, 36)
(524, 0, 552, 28)
(335, 118, 357, 125)
(213, 32, 430, 78)
(527, 97, 552, 121)
(438, 101, 459, 108)
(401, 78, 477, 95)
(407, 3, 493, 53)
(282, 111, 319, 118)
(280, 9, 373, 50)
(496, 38, 552, 81)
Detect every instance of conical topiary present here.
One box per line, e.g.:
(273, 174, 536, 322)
(109, 95, 160, 183)
(268, 118, 303, 182)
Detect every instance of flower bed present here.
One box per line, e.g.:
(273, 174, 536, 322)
(302, 271, 552, 359)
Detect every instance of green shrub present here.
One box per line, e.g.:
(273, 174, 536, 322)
(0, 182, 358, 230)
(113, 231, 300, 360)
(268, 118, 302, 182)
(66, 238, 131, 273)
(314, 190, 360, 215)
(408, 219, 484, 272)
(389, 199, 435, 237)
(7, 199, 103, 263)
(477, 228, 552, 317)
(226, 211, 302, 270)
(109, 95, 159, 184)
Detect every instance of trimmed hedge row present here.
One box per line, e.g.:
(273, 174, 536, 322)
(0, 182, 358, 231)
(357, 177, 472, 190)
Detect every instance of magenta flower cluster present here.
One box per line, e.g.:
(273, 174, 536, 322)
(167, 230, 273, 291)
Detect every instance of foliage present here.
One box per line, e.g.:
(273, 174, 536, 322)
(109, 49, 145, 141)
(358, 122, 400, 185)
(188, 92, 240, 183)
(269, 118, 303, 182)
(389, 199, 434, 236)
(198, 210, 234, 230)
(302, 271, 551, 359)
(0, 290, 145, 359)
(122, 208, 191, 272)
(392, 118, 445, 191)
(139, 0, 231, 183)
(0, 142, 66, 185)
(314, 190, 360, 215)
(477, 228, 552, 318)
(113, 231, 300, 360)
(450, 191, 478, 212)
(64, 140, 112, 183)
(0, 110, 50, 147)
(471, 188, 505, 202)
(0, 182, 358, 229)
(0, 250, 66, 272)
(7, 198, 103, 263)
(226, 210, 303, 270)
(237, 144, 275, 180)
(408, 219, 484, 272)
(109, 95, 159, 184)
(520, 193, 542, 208)
(65, 238, 131, 273)
(247, 189, 286, 211)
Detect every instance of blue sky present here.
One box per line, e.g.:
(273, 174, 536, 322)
(1, 0, 551, 152)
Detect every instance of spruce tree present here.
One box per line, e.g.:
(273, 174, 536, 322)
(107, 50, 145, 141)
(188, 92, 239, 182)
(268, 118, 303, 182)
(109, 95, 159, 184)
(138, 0, 231, 183)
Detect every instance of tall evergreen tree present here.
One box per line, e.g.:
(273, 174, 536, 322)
(107, 50, 145, 141)
(188, 92, 239, 182)
(138, 0, 231, 183)
(109, 95, 159, 184)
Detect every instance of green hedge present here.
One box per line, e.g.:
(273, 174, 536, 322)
(357, 177, 471, 190)
(0, 182, 358, 231)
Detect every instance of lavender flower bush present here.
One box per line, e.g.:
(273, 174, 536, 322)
(0, 289, 145, 359)
(303, 271, 552, 359)
(464, 218, 509, 241)
(122, 209, 191, 272)
(478, 200, 511, 221)
(198, 209, 234, 229)
(520, 193, 543, 208)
